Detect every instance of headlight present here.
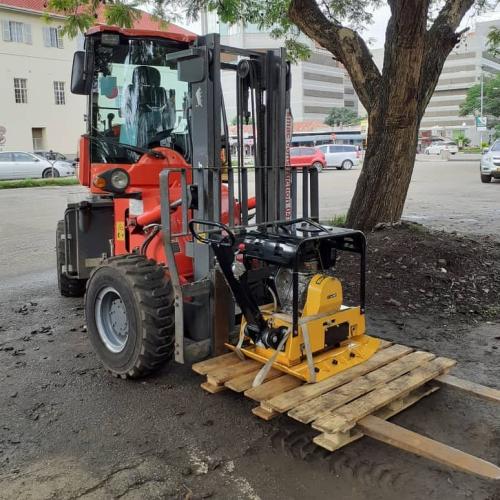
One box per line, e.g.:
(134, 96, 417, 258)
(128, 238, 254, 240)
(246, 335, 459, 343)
(93, 168, 130, 192)
(110, 169, 129, 190)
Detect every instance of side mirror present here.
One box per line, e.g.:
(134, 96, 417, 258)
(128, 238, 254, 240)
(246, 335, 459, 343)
(71, 51, 92, 95)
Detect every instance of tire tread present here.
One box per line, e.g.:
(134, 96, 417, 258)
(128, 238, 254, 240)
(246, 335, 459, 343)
(85, 254, 175, 379)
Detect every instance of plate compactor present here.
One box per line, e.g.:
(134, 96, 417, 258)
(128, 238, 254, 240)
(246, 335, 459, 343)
(190, 219, 379, 384)
(57, 25, 380, 384)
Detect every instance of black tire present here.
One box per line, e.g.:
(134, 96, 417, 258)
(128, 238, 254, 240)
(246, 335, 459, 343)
(56, 220, 86, 297)
(43, 167, 60, 178)
(481, 174, 492, 183)
(311, 161, 323, 173)
(85, 254, 175, 378)
(341, 159, 353, 170)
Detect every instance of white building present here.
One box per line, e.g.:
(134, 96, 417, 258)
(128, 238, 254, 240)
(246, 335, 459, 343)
(201, 13, 358, 123)
(371, 18, 500, 145)
(0, 1, 194, 156)
(0, 0, 85, 155)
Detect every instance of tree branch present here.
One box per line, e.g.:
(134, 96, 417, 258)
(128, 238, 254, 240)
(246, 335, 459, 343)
(419, 0, 474, 115)
(288, 0, 382, 113)
(430, 0, 475, 35)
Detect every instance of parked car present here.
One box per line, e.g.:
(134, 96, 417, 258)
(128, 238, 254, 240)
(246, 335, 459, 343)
(0, 151, 75, 180)
(424, 141, 458, 155)
(316, 144, 361, 170)
(479, 140, 500, 183)
(289, 146, 326, 171)
(34, 150, 76, 168)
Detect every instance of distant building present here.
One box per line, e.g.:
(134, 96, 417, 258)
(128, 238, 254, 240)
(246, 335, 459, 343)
(370, 18, 500, 146)
(0, 1, 193, 155)
(201, 13, 358, 123)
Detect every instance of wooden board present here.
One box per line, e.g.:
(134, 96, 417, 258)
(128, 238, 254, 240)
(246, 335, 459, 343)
(264, 344, 413, 414)
(436, 374, 500, 403)
(312, 357, 456, 434)
(244, 375, 303, 402)
(225, 367, 283, 392)
(289, 351, 435, 424)
(192, 352, 240, 375)
(200, 381, 227, 394)
(207, 359, 261, 386)
(357, 415, 500, 480)
(314, 384, 439, 451)
(251, 406, 279, 421)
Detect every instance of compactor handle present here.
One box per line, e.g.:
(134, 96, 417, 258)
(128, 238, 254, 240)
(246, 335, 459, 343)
(188, 219, 236, 248)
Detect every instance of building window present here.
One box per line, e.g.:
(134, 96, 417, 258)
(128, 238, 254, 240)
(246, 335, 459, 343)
(1, 20, 32, 44)
(43, 26, 64, 48)
(32, 128, 45, 150)
(14, 78, 28, 104)
(53, 81, 66, 105)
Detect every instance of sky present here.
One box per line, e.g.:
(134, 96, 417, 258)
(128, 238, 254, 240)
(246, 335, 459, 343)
(178, 4, 500, 49)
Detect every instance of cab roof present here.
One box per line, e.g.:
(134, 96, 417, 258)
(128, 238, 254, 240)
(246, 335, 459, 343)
(87, 23, 197, 44)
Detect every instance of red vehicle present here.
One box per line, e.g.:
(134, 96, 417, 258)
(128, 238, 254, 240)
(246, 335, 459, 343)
(289, 146, 326, 171)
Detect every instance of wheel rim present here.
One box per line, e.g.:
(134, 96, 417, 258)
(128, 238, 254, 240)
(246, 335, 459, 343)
(95, 286, 129, 353)
(343, 161, 353, 169)
(313, 162, 323, 171)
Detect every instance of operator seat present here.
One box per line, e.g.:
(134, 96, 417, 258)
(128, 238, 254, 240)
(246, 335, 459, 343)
(120, 66, 174, 149)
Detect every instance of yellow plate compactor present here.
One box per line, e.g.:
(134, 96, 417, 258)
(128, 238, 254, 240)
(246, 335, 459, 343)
(189, 218, 380, 384)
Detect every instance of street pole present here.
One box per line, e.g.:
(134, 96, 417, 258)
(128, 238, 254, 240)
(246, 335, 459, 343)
(480, 71, 483, 147)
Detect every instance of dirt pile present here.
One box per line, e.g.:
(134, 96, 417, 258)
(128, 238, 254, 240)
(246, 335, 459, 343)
(338, 222, 500, 322)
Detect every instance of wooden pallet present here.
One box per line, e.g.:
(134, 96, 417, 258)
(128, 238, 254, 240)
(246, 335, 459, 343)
(193, 340, 500, 480)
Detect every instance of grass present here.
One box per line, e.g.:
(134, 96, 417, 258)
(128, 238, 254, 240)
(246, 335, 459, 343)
(0, 177, 79, 190)
(326, 214, 347, 227)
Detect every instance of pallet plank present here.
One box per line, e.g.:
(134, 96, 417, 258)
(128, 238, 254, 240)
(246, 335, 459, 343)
(207, 359, 261, 386)
(192, 352, 240, 375)
(289, 351, 435, 424)
(265, 344, 413, 414)
(314, 384, 439, 451)
(357, 415, 500, 480)
(200, 381, 227, 394)
(245, 375, 303, 402)
(436, 374, 500, 403)
(225, 367, 283, 392)
(312, 357, 456, 434)
(252, 406, 279, 421)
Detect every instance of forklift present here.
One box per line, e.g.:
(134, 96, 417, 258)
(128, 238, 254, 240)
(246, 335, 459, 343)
(57, 25, 379, 382)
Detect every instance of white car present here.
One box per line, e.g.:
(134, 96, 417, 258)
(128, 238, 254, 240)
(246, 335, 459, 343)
(424, 141, 458, 155)
(479, 141, 500, 183)
(0, 151, 75, 180)
(317, 144, 361, 170)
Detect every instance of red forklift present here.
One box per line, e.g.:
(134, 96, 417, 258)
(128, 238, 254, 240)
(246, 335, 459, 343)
(57, 25, 378, 382)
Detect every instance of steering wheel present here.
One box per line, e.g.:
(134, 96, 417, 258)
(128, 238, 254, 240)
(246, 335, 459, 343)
(147, 129, 174, 148)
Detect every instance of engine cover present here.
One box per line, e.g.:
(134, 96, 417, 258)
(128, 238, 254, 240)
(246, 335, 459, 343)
(302, 274, 342, 316)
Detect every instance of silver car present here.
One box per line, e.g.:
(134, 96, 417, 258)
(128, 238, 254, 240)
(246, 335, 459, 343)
(0, 151, 75, 180)
(480, 141, 500, 183)
(317, 144, 361, 170)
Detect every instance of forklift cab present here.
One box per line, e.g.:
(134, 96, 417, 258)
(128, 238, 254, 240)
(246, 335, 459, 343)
(71, 27, 194, 165)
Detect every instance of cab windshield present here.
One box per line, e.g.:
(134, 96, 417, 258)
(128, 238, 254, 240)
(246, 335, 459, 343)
(90, 36, 190, 163)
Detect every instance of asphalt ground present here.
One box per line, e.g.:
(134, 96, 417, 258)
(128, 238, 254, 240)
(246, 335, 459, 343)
(0, 157, 499, 499)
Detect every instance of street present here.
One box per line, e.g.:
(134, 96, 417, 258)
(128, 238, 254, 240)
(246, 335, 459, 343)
(0, 157, 499, 500)
(0, 156, 497, 282)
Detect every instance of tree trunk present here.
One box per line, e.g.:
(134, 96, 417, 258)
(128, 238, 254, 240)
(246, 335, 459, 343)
(346, 112, 420, 230)
(287, 0, 474, 230)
